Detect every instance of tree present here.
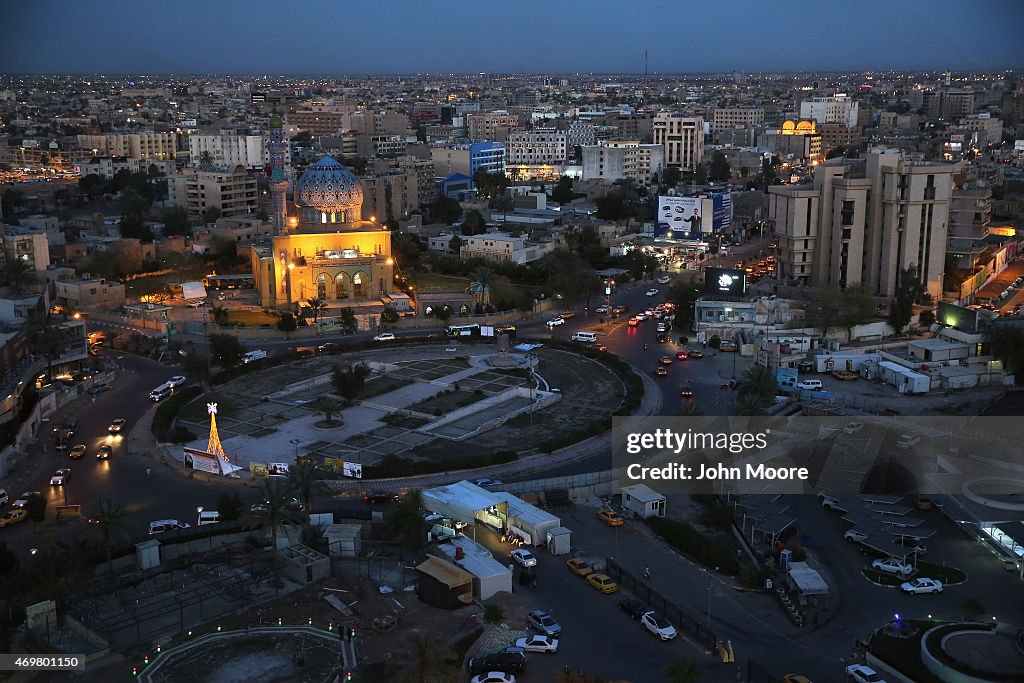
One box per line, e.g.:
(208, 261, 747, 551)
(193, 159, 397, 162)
(199, 150, 213, 168)
(677, 402, 705, 416)
(333, 363, 370, 405)
(180, 351, 212, 389)
(392, 233, 423, 270)
(538, 249, 601, 304)
(79, 173, 108, 201)
(662, 165, 681, 188)
(338, 307, 357, 334)
(202, 206, 222, 225)
(210, 304, 229, 326)
(470, 266, 498, 304)
(84, 498, 127, 575)
(209, 333, 244, 368)
(826, 146, 846, 160)
(216, 492, 245, 521)
(435, 306, 452, 324)
(286, 460, 329, 513)
(24, 493, 46, 523)
(305, 297, 326, 328)
(666, 276, 702, 326)
(461, 209, 486, 236)
(663, 657, 704, 683)
(408, 633, 455, 683)
(245, 477, 304, 589)
(804, 288, 840, 337)
(694, 163, 708, 185)
(732, 391, 767, 416)
(448, 234, 463, 255)
(276, 312, 297, 337)
(551, 175, 576, 204)
(386, 489, 428, 554)
(835, 284, 877, 341)
(25, 313, 68, 366)
(991, 326, 1024, 379)
(159, 206, 192, 236)
(430, 195, 463, 225)
(472, 168, 509, 199)
(312, 397, 343, 426)
(736, 364, 778, 405)
(0, 256, 35, 293)
(380, 306, 399, 324)
(708, 151, 731, 183)
(888, 297, 913, 335)
(918, 309, 935, 329)
(128, 331, 149, 355)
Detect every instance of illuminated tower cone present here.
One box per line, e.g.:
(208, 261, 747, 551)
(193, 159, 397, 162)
(207, 402, 228, 461)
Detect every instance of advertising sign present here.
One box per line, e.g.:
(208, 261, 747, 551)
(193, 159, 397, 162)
(776, 367, 798, 389)
(937, 301, 980, 333)
(184, 447, 223, 475)
(55, 504, 81, 520)
(250, 463, 269, 478)
(712, 193, 734, 232)
(324, 457, 345, 473)
(703, 268, 747, 296)
(343, 462, 363, 479)
(657, 196, 704, 239)
(268, 462, 290, 475)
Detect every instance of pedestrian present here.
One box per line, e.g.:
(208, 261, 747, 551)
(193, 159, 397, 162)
(146, 467, 152, 479)
(643, 566, 651, 580)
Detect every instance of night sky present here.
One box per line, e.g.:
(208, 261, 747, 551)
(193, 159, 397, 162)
(1, 0, 1021, 75)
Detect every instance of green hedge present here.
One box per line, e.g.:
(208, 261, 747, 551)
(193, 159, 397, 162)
(151, 386, 203, 441)
(644, 516, 740, 574)
(365, 449, 518, 479)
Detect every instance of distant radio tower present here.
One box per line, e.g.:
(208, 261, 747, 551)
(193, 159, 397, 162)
(643, 50, 649, 89)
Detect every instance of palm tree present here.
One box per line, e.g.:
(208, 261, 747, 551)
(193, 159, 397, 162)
(306, 296, 326, 330)
(181, 350, 212, 391)
(677, 402, 704, 417)
(469, 266, 497, 305)
(198, 150, 213, 169)
(128, 331, 148, 355)
(0, 256, 35, 293)
(286, 460, 329, 513)
(408, 632, 455, 683)
(312, 397, 343, 426)
(662, 657, 704, 683)
(736, 364, 777, 405)
(25, 312, 68, 367)
(210, 305, 229, 327)
(732, 391, 767, 416)
(84, 498, 127, 575)
(245, 477, 304, 589)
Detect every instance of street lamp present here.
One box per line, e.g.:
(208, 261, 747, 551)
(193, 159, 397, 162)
(705, 566, 719, 635)
(286, 262, 295, 311)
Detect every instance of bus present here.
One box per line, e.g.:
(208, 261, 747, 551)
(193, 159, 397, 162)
(446, 323, 481, 337)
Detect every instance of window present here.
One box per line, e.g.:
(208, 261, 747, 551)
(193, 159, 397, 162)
(841, 200, 855, 226)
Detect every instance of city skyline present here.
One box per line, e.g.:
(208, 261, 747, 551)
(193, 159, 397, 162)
(1, 0, 1022, 75)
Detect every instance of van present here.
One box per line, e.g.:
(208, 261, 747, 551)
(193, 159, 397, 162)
(895, 434, 921, 450)
(571, 331, 598, 343)
(197, 510, 221, 526)
(797, 379, 823, 391)
(243, 350, 268, 364)
(149, 385, 173, 402)
(148, 519, 191, 535)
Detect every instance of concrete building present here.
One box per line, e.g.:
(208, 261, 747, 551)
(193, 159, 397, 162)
(948, 179, 992, 240)
(957, 114, 1003, 148)
(167, 165, 259, 219)
(2, 229, 50, 271)
(76, 156, 176, 180)
(762, 120, 824, 166)
(506, 129, 567, 165)
(250, 156, 393, 311)
(395, 156, 437, 206)
(53, 278, 125, 310)
(581, 140, 664, 183)
(466, 111, 521, 142)
(567, 120, 596, 148)
(208, 216, 276, 245)
(712, 108, 765, 133)
(355, 133, 406, 158)
(818, 123, 863, 154)
(799, 94, 859, 128)
(359, 170, 418, 221)
(459, 232, 552, 264)
(286, 108, 351, 136)
(768, 148, 959, 299)
(652, 113, 704, 169)
(188, 133, 282, 170)
(77, 132, 176, 160)
(923, 89, 976, 119)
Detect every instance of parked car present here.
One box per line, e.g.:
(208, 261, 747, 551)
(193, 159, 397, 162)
(844, 529, 868, 543)
(640, 611, 678, 640)
(871, 558, 914, 577)
(473, 478, 503, 490)
(50, 469, 70, 486)
(586, 573, 618, 594)
(109, 418, 128, 434)
(719, 340, 739, 352)
(597, 509, 624, 527)
(467, 648, 526, 675)
(845, 664, 887, 683)
(842, 422, 863, 434)
(514, 634, 558, 653)
(782, 676, 813, 683)
(512, 549, 537, 568)
(566, 557, 594, 577)
(363, 491, 399, 503)
(148, 519, 191, 535)
(895, 434, 921, 449)
(526, 609, 561, 637)
(11, 492, 40, 510)
(656, 275, 671, 284)
(0, 509, 28, 528)
(900, 577, 942, 594)
(619, 599, 648, 619)
(558, 311, 575, 319)
(373, 332, 396, 341)
(470, 673, 516, 683)
(69, 443, 87, 459)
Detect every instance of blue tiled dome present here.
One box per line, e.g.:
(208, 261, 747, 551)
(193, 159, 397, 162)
(294, 156, 363, 212)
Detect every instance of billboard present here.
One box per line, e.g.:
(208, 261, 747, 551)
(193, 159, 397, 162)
(344, 462, 363, 479)
(704, 268, 747, 296)
(657, 196, 705, 239)
(184, 447, 224, 475)
(712, 193, 734, 232)
(937, 301, 979, 333)
(250, 463, 270, 478)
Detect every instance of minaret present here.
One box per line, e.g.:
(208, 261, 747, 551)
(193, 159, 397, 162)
(268, 113, 289, 232)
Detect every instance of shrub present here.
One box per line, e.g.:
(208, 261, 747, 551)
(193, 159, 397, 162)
(151, 386, 203, 441)
(644, 517, 739, 574)
(708, 335, 721, 349)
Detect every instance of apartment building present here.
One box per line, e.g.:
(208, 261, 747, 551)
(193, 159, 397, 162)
(54, 278, 126, 310)
(459, 232, 552, 264)
(652, 114, 704, 169)
(360, 170, 419, 221)
(355, 133, 406, 158)
(77, 132, 177, 160)
(166, 165, 258, 219)
(287, 108, 352, 136)
(712, 108, 765, 133)
(506, 129, 567, 165)
(818, 123, 863, 154)
(923, 89, 976, 119)
(76, 156, 176, 180)
(567, 121, 596, 148)
(466, 112, 521, 142)
(188, 133, 285, 170)
(2, 229, 50, 271)
(768, 148, 959, 299)
(799, 95, 859, 128)
(581, 140, 664, 183)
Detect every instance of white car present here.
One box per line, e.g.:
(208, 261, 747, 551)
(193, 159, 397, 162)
(511, 549, 537, 568)
(818, 493, 845, 511)
(514, 634, 558, 653)
(594, 305, 610, 313)
(166, 375, 187, 388)
(471, 673, 515, 683)
(845, 664, 887, 683)
(50, 469, 70, 486)
(844, 529, 868, 543)
(842, 422, 863, 434)
(900, 577, 943, 594)
(12, 492, 41, 510)
(871, 558, 914, 577)
(640, 611, 678, 640)
(373, 332, 396, 341)
(656, 276, 671, 284)
(645, 288, 659, 297)
(546, 318, 565, 327)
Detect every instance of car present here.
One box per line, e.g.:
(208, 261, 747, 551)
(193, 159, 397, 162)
(842, 422, 863, 434)
(912, 496, 934, 511)
(640, 611, 678, 640)
(612, 305, 628, 315)
(96, 445, 112, 460)
(844, 529, 867, 543)
(797, 379, 823, 391)
(526, 609, 561, 636)
(11, 492, 40, 510)
(896, 538, 928, 555)
(901, 577, 942, 594)
(597, 345, 608, 352)
(512, 549, 538, 568)
(514, 634, 558, 653)
(783, 676, 813, 683)
(166, 375, 188, 388)
(719, 340, 738, 352)
(619, 599, 648, 619)
(373, 332, 396, 341)
(645, 288, 659, 297)
(680, 387, 694, 399)
(635, 313, 648, 321)
(470, 673, 516, 683)
(832, 370, 858, 381)
(69, 443, 87, 459)
(558, 311, 575, 319)
(895, 434, 921, 449)
(871, 558, 914, 577)
(627, 317, 640, 327)
(656, 275, 671, 284)
(654, 367, 669, 377)
(845, 664, 887, 683)
(250, 496, 304, 513)
(659, 356, 673, 365)
(587, 573, 618, 593)
(818, 494, 846, 512)
(0, 509, 28, 528)
(687, 350, 704, 359)
(363, 491, 399, 503)
(108, 418, 127, 434)
(655, 333, 668, 343)
(473, 478, 503, 490)
(675, 351, 689, 360)
(148, 519, 192, 535)
(594, 305, 610, 314)
(566, 557, 594, 577)
(467, 648, 526, 676)
(90, 381, 112, 394)
(656, 322, 667, 332)
(546, 318, 565, 327)
(597, 509, 624, 526)
(50, 469, 70, 486)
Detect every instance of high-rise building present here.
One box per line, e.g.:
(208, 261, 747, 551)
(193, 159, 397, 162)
(711, 108, 765, 133)
(581, 140, 664, 183)
(359, 170, 418, 221)
(77, 132, 176, 160)
(506, 129, 567, 164)
(768, 149, 959, 299)
(189, 133, 268, 170)
(923, 89, 976, 119)
(468, 142, 506, 182)
(167, 165, 259, 219)
(799, 94, 859, 128)
(467, 112, 521, 142)
(762, 120, 823, 166)
(652, 114, 704, 169)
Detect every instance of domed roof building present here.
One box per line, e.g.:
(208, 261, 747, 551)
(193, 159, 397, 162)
(294, 156, 364, 225)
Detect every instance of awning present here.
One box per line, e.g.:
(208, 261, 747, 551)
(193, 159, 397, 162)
(416, 555, 473, 589)
(787, 562, 829, 596)
(509, 525, 532, 545)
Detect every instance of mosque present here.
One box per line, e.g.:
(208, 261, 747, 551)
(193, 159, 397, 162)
(250, 155, 395, 312)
